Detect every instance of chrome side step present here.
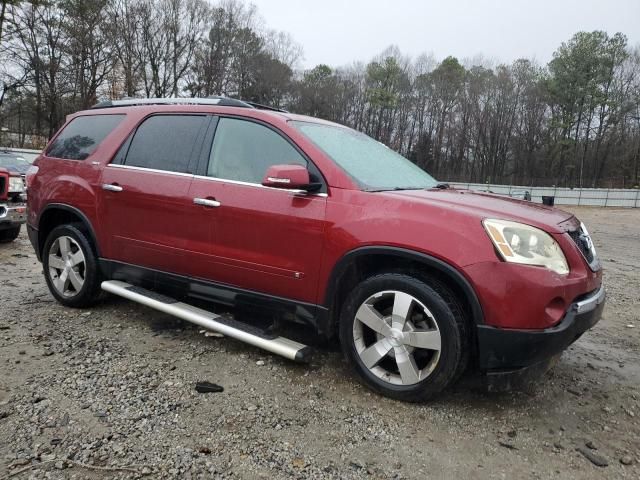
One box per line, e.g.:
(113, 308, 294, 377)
(101, 280, 312, 363)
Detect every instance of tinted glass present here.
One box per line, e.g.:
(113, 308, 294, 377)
(293, 121, 437, 191)
(208, 118, 306, 183)
(47, 115, 124, 160)
(124, 115, 206, 173)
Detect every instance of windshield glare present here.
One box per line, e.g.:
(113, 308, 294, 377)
(292, 121, 437, 191)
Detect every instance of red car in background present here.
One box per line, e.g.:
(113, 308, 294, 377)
(0, 151, 29, 242)
(25, 98, 604, 401)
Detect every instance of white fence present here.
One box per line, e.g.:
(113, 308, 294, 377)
(449, 183, 640, 208)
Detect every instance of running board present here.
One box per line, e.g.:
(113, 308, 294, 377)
(101, 280, 312, 363)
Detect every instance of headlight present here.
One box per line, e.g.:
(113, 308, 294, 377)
(9, 176, 25, 193)
(483, 219, 569, 275)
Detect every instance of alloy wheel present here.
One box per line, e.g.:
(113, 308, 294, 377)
(353, 290, 442, 386)
(48, 235, 86, 297)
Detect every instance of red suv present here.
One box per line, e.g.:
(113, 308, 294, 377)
(26, 98, 605, 401)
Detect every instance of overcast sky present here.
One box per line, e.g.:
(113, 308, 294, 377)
(250, 0, 640, 68)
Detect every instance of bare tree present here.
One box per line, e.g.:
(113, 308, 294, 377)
(263, 30, 303, 70)
(61, 0, 114, 109)
(107, 0, 144, 97)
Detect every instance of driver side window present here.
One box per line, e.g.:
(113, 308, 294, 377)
(208, 117, 306, 184)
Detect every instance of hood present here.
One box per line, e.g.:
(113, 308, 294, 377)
(7, 164, 29, 175)
(386, 188, 575, 233)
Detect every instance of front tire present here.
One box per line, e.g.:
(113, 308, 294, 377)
(0, 225, 21, 243)
(43, 224, 102, 308)
(339, 273, 467, 402)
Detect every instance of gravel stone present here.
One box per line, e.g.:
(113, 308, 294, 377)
(576, 447, 609, 467)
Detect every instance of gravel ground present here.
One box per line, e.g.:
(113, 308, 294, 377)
(1, 206, 639, 479)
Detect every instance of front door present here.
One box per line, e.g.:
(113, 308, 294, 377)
(187, 116, 327, 303)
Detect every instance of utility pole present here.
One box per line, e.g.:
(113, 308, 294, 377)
(633, 116, 640, 187)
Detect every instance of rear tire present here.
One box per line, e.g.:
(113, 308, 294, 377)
(43, 224, 102, 308)
(339, 273, 467, 402)
(0, 225, 21, 243)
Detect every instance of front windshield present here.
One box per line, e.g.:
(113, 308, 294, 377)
(0, 155, 29, 169)
(292, 121, 437, 191)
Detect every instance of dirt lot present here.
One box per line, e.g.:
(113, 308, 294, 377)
(0, 206, 639, 479)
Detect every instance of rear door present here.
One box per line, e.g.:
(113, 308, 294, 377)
(187, 116, 328, 303)
(99, 114, 208, 276)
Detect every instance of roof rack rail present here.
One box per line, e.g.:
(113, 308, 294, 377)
(91, 97, 253, 109)
(243, 101, 289, 113)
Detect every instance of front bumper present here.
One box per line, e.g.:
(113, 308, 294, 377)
(0, 202, 27, 228)
(477, 285, 605, 371)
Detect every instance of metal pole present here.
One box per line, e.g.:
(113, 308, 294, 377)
(578, 187, 582, 207)
(579, 156, 584, 189)
(635, 189, 639, 208)
(605, 189, 609, 207)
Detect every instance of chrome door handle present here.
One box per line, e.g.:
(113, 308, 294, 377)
(193, 197, 221, 208)
(102, 183, 123, 192)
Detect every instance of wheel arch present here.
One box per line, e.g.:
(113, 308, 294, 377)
(324, 246, 484, 336)
(37, 204, 100, 260)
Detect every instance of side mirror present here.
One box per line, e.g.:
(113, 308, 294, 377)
(262, 164, 311, 190)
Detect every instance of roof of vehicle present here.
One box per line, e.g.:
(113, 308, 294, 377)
(91, 97, 285, 112)
(78, 97, 344, 129)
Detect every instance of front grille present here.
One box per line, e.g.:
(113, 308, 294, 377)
(568, 227, 595, 264)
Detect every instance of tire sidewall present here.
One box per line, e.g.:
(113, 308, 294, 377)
(340, 274, 462, 401)
(42, 224, 100, 308)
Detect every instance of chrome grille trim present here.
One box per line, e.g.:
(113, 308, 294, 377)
(567, 222, 599, 271)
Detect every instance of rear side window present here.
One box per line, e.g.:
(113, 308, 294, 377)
(47, 114, 125, 160)
(122, 115, 206, 173)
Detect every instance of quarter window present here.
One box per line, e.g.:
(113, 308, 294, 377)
(123, 115, 206, 173)
(47, 114, 125, 160)
(208, 118, 306, 183)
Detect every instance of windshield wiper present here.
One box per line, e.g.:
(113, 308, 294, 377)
(434, 183, 450, 189)
(367, 186, 424, 192)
